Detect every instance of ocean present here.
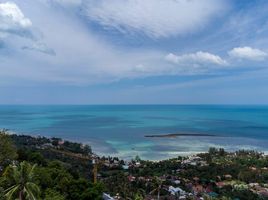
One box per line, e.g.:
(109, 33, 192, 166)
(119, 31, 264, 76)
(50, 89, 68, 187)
(0, 105, 268, 160)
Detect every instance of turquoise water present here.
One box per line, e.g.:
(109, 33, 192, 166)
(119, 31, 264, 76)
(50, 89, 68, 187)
(0, 105, 268, 160)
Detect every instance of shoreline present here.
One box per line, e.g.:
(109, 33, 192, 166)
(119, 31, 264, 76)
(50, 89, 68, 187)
(3, 130, 268, 199)
(3, 129, 268, 160)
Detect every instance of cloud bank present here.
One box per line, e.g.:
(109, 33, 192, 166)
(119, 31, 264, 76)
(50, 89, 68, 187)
(0, 0, 267, 88)
(82, 0, 227, 38)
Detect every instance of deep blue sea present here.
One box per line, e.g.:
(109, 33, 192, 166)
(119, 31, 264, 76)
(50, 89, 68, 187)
(0, 105, 268, 160)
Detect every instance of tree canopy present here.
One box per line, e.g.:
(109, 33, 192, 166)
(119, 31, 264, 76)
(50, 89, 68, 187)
(0, 131, 17, 166)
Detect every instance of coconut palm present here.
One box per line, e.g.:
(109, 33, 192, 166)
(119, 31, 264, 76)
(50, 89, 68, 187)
(3, 161, 40, 200)
(150, 177, 163, 200)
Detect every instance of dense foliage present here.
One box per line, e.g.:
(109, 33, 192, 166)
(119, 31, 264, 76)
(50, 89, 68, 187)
(0, 131, 103, 200)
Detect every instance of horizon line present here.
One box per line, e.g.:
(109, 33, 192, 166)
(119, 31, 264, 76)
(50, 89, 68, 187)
(0, 103, 268, 106)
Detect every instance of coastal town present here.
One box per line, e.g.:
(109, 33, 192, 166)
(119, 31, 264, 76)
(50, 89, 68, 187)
(100, 152, 268, 200)
(1, 131, 268, 200)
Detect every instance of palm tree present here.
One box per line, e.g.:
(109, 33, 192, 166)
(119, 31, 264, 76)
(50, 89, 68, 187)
(3, 161, 40, 200)
(150, 177, 163, 200)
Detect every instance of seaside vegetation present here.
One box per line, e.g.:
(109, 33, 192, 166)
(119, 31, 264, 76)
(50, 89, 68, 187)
(0, 130, 103, 200)
(1, 130, 268, 199)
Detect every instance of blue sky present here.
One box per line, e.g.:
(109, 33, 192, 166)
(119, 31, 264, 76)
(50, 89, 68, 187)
(0, 0, 268, 104)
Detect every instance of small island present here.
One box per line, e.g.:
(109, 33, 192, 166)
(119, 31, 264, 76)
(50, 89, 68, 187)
(145, 132, 218, 138)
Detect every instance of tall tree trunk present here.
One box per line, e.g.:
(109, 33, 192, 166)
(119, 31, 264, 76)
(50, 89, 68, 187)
(19, 190, 24, 200)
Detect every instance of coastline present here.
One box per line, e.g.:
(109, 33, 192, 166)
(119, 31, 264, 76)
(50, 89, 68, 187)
(3, 129, 268, 200)
(3, 129, 268, 161)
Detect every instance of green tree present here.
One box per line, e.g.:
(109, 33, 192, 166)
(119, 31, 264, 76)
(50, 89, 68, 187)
(80, 183, 104, 200)
(0, 187, 5, 200)
(150, 177, 163, 200)
(232, 188, 260, 200)
(0, 131, 17, 166)
(135, 155, 141, 162)
(134, 192, 143, 200)
(3, 161, 40, 200)
(66, 179, 104, 200)
(208, 147, 218, 155)
(28, 152, 46, 166)
(44, 189, 65, 200)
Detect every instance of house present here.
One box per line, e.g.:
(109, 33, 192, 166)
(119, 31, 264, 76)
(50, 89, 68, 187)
(122, 165, 129, 170)
(192, 184, 203, 194)
(224, 174, 232, 180)
(258, 190, 268, 198)
(249, 183, 259, 187)
(58, 140, 65, 145)
(216, 176, 221, 181)
(249, 167, 257, 171)
(104, 160, 111, 167)
(135, 162, 141, 167)
(113, 160, 119, 164)
(205, 184, 213, 193)
(103, 193, 115, 200)
(216, 182, 225, 188)
(200, 161, 208, 166)
(168, 186, 185, 196)
(138, 176, 145, 181)
(193, 177, 200, 182)
(128, 175, 136, 182)
(41, 143, 53, 149)
(177, 169, 184, 174)
(114, 193, 121, 200)
(178, 195, 187, 199)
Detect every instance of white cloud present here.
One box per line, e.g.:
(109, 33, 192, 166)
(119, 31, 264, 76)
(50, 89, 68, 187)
(228, 46, 267, 61)
(165, 51, 227, 66)
(0, 1, 56, 56)
(0, 2, 32, 36)
(128, 51, 228, 77)
(82, 0, 227, 38)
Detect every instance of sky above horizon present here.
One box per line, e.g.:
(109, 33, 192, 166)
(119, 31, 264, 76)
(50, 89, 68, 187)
(0, 0, 268, 104)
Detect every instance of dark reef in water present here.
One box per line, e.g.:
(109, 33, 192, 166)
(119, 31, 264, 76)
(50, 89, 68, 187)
(145, 133, 218, 138)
